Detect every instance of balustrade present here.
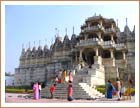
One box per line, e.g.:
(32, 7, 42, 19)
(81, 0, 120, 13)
(115, 43, 126, 50)
(78, 38, 99, 46)
(82, 25, 104, 32)
(105, 28, 116, 33)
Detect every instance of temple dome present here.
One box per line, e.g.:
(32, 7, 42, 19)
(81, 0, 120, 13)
(32, 46, 36, 52)
(71, 34, 77, 47)
(63, 35, 71, 49)
(54, 36, 63, 51)
(124, 25, 131, 36)
(38, 46, 42, 50)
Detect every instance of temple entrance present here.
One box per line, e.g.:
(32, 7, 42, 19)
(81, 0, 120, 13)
(82, 48, 95, 65)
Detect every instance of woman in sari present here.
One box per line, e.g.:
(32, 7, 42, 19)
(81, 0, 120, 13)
(33, 81, 39, 100)
(61, 70, 67, 83)
(106, 80, 113, 99)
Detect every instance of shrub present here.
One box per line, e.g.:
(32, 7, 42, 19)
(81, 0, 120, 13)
(27, 90, 33, 93)
(96, 88, 106, 94)
(6, 85, 32, 89)
(5, 88, 33, 93)
(96, 85, 105, 88)
(5, 89, 25, 93)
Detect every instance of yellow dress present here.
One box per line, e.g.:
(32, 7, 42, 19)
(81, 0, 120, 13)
(62, 71, 66, 82)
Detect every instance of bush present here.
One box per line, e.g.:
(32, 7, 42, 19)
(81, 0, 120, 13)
(96, 88, 106, 94)
(26, 90, 33, 93)
(5, 89, 25, 93)
(5, 88, 33, 93)
(96, 85, 105, 88)
(6, 85, 32, 89)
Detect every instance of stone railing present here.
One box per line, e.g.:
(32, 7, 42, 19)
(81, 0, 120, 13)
(101, 40, 115, 48)
(102, 58, 115, 66)
(115, 59, 127, 68)
(115, 43, 126, 50)
(105, 28, 116, 33)
(83, 26, 99, 32)
(77, 38, 99, 46)
(83, 25, 105, 32)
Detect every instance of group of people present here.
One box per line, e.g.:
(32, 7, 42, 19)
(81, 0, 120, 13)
(54, 70, 74, 84)
(32, 69, 74, 101)
(50, 70, 74, 101)
(106, 78, 126, 101)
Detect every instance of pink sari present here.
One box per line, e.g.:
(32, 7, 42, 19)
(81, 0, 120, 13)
(33, 83, 39, 100)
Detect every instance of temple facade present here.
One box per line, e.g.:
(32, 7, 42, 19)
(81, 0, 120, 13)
(14, 15, 135, 87)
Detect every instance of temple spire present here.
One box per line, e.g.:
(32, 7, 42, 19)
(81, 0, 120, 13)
(34, 41, 35, 46)
(126, 18, 128, 26)
(133, 25, 135, 33)
(29, 41, 30, 48)
(57, 29, 59, 36)
(65, 28, 67, 35)
(55, 28, 57, 39)
(116, 19, 118, 27)
(39, 40, 41, 46)
(73, 26, 74, 34)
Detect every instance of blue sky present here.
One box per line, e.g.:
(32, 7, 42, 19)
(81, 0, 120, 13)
(5, 3, 139, 73)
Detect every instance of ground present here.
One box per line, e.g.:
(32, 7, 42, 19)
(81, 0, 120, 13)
(5, 93, 135, 103)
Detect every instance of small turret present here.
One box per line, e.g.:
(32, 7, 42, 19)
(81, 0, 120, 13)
(63, 30, 71, 49)
(124, 18, 131, 37)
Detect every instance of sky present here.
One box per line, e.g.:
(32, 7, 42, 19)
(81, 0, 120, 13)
(4, 2, 139, 74)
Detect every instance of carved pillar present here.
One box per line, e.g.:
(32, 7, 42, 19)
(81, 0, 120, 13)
(79, 49, 83, 61)
(96, 48, 98, 56)
(111, 24, 114, 29)
(111, 34, 114, 41)
(99, 20, 102, 26)
(88, 22, 91, 28)
(110, 49, 114, 58)
(122, 51, 126, 60)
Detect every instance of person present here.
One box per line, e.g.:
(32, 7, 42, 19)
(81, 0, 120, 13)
(33, 81, 39, 100)
(68, 71, 73, 83)
(55, 75, 61, 84)
(128, 78, 133, 100)
(106, 80, 113, 99)
(116, 78, 121, 101)
(120, 80, 123, 98)
(38, 82, 42, 99)
(50, 84, 56, 99)
(61, 70, 67, 83)
(67, 83, 74, 101)
(54, 75, 59, 84)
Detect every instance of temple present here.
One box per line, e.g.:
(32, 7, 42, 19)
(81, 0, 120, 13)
(14, 15, 135, 88)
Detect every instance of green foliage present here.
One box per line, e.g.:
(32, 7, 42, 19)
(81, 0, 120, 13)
(96, 88, 106, 94)
(96, 85, 106, 88)
(26, 90, 33, 93)
(5, 88, 33, 93)
(6, 86, 32, 89)
(5, 89, 25, 93)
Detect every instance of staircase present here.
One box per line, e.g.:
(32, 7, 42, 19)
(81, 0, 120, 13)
(29, 65, 105, 100)
(40, 81, 104, 100)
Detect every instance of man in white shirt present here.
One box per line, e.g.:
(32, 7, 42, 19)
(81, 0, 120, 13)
(116, 78, 121, 101)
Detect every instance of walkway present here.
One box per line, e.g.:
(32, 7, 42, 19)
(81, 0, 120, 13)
(5, 93, 135, 103)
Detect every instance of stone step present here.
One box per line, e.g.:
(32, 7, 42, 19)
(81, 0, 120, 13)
(39, 81, 104, 100)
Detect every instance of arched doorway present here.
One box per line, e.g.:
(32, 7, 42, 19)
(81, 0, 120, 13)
(82, 48, 95, 65)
